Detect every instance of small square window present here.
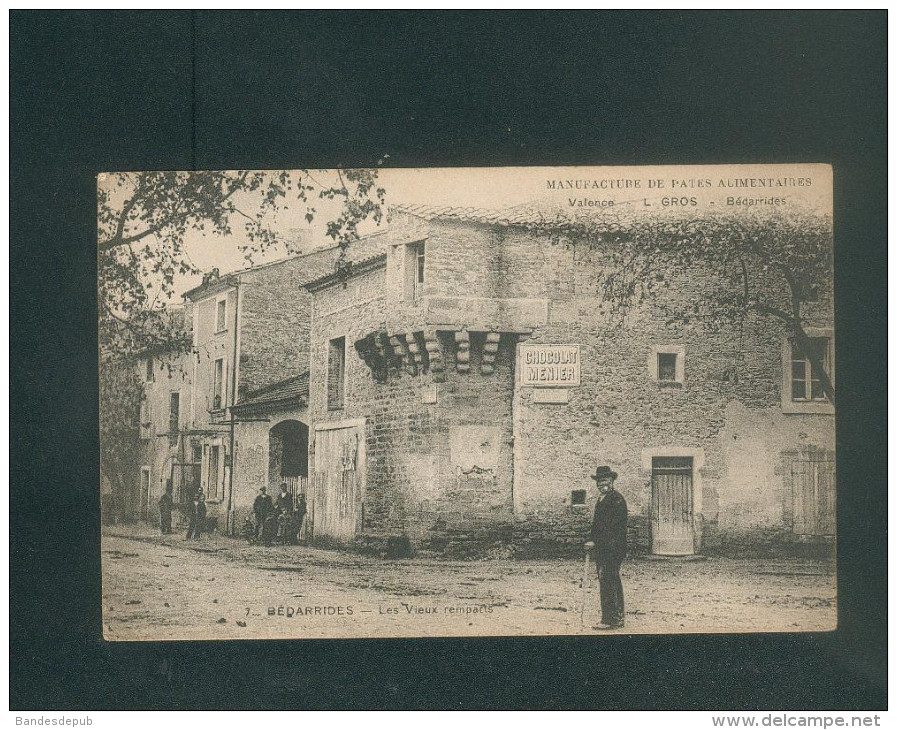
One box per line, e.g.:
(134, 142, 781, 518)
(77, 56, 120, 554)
(571, 489, 587, 506)
(657, 353, 678, 381)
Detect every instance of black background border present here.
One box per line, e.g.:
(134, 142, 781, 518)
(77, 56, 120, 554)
(10, 10, 887, 710)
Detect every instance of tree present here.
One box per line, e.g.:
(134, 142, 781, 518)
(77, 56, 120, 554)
(99, 349, 143, 522)
(98, 168, 385, 356)
(528, 207, 835, 404)
(97, 169, 385, 507)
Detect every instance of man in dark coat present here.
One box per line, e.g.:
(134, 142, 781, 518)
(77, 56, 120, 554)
(587, 465, 628, 629)
(185, 490, 198, 540)
(276, 483, 293, 515)
(253, 486, 274, 539)
(159, 480, 174, 534)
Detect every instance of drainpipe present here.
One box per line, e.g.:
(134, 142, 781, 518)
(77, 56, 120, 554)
(227, 281, 242, 534)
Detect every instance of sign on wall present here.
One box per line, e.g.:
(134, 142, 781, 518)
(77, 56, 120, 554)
(518, 344, 581, 387)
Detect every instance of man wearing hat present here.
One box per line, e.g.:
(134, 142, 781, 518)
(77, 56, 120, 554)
(586, 465, 628, 629)
(252, 485, 274, 539)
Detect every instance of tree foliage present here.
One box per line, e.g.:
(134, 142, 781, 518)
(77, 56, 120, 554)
(98, 168, 385, 356)
(525, 207, 835, 404)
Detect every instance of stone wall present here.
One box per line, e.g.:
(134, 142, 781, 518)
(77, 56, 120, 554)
(380, 214, 835, 557)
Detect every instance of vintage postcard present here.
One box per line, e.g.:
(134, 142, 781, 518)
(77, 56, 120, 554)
(99, 164, 835, 640)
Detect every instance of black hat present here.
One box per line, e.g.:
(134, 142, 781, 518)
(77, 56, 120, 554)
(591, 465, 618, 482)
(260, 485, 267, 491)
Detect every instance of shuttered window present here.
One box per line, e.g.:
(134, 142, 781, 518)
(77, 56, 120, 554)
(327, 337, 346, 410)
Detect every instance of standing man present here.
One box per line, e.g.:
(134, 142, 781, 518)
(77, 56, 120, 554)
(276, 483, 293, 515)
(294, 493, 308, 543)
(253, 485, 274, 539)
(193, 489, 207, 539)
(159, 479, 174, 535)
(586, 465, 628, 630)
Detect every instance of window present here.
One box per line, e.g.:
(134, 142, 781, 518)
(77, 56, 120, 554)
(790, 337, 830, 402)
(208, 445, 220, 500)
(168, 392, 180, 446)
(327, 337, 346, 410)
(216, 296, 228, 332)
(404, 241, 426, 299)
(139, 398, 152, 440)
(781, 329, 833, 414)
(144, 357, 154, 382)
(657, 353, 678, 382)
(416, 242, 426, 288)
(571, 489, 587, 506)
(213, 358, 224, 410)
(649, 345, 685, 384)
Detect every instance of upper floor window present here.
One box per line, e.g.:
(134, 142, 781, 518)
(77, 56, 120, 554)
(404, 241, 425, 299)
(213, 358, 224, 410)
(781, 328, 834, 415)
(144, 357, 154, 383)
(216, 296, 228, 333)
(790, 336, 830, 402)
(327, 337, 346, 410)
(139, 398, 152, 440)
(649, 345, 685, 385)
(169, 391, 180, 445)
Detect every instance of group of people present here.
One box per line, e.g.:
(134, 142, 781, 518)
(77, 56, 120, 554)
(251, 484, 307, 547)
(156, 465, 629, 630)
(157, 480, 208, 540)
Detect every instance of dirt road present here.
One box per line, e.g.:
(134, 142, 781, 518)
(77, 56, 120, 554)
(102, 527, 836, 641)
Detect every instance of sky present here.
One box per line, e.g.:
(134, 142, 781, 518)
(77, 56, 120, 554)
(101, 164, 833, 304)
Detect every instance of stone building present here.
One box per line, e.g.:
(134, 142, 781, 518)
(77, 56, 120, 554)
(301, 207, 835, 557)
(134, 308, 193, 523)
(180, 235, 387, 533)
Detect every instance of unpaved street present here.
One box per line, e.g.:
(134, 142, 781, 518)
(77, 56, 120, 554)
(102, 526, 836, 641)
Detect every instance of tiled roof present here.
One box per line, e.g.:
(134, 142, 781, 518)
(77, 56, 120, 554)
(233, 372, 309, 411)
(391, 203, 549, 227)
(184, 230, 389, 300)
(303, 253, 388, 292)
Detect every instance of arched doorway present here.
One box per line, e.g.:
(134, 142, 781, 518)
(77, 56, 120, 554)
(269, 420, 309, 497)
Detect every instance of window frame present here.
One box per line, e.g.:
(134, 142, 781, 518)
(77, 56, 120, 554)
(212, 357, 225, 411)
(327, 336, 347, 411)
(648, 345, 685, 385)
(215, 293, 228, 333)
(781, 328, 834, 415)
(168, 390, 181, 445)
(144, 357, 154, 383)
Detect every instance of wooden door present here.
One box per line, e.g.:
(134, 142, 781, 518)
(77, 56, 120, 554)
(791, 459, 835, 536)
(651, 457, 695, 555)
(311, 424, 365, 542)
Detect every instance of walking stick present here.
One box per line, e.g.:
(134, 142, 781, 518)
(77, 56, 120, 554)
(580, 543, 592, 627)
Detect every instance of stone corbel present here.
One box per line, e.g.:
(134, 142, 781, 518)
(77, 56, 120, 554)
(390, 334, 417, 376)
(423, 329, 445, 382)
(454, 330, 471, 374)
(481, 332, 501, 375)
(407, 332, 426, 374)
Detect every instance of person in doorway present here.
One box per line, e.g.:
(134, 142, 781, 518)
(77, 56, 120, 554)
(276, 483, 293, 515)
(185, 490, 198, 540)
(252, 485, 274, 539)
(294, 493, 308, 543)
(159, 480, 174, 535)
(585, 465, 628, 630)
